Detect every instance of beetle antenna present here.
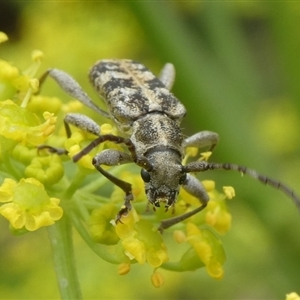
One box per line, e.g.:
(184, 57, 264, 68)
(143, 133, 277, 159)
(184, 161, 300, 211)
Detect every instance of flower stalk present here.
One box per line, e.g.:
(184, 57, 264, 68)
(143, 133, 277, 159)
(47, 216, 82, 300)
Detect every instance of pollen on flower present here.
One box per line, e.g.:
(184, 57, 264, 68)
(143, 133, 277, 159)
(0, 178, 63, 231)
(182, 146, 198, 165)
(31, 50, 44, 62)
(200, 151, 212, 161)
(29, 78, 39, 93)
(185, 147, 198, 158)
(173, 230, 186, 244)
(42, 111, 56, 136)
(205, 201, 232, 235)
(223, 186, 235, 199)
(151, 271, 165, 288)
(118, 263, 131, 275)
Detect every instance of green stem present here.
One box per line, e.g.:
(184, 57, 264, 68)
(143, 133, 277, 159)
(47, 216, 82, 300)
(69, 211, 123, 264)
(1, 151, 22, 180)
(63, 170, 85, 199)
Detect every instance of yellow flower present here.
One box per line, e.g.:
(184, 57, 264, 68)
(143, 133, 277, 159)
(25, 155, 64, 186)
(199, 151, 212, 161)
(27, 95, 62, 116)
(181, 183, 233, 235)
(0, 178, 63, 232)
(62, 100, 83, 113)
(0, 59, 19, 82)
(65, 132, 95, 170)
(11, 143, 38, 164)
(110, 171, 145, 204)
(115, 209, 168, 268)
(65, 122, 123, 171)
(286, 292, 300, 300)
(89, 203, 120, 245)
(0, 100, 57, 146)
(223, 186, 235, 199)
(182, 146, 198, 165)
(205, 200, 232, 235)
(100, 123, 116, 135)
(185, 222, 225, 280)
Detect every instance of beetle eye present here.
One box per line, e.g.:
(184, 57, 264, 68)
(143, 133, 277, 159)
(179, 173, 187, 185)
(141, 169, 151, 182)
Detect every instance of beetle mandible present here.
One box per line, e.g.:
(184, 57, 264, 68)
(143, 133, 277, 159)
(40, 59, 300, 232)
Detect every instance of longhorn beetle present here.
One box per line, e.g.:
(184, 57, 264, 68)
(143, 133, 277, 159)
(39, 59, 300, 233)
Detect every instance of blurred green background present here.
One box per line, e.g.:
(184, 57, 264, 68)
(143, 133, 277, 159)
(1, 1, 300, 299)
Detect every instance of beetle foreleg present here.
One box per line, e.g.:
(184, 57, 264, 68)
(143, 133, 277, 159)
(158, 174, 209, 233)
(92, 150, 134, 223)
(72, 135, 134, 162)
(38, 113, 101, 155)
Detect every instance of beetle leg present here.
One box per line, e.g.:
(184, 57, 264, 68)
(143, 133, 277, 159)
(37, 144, 68, 155)
(93, 149, 133, 166)
(159, 63, 175, 90)
(158, 174, 209, 233)
(64, 113, 101, 137)
(38, 113, 101, 155)
(39, 68, 110, 118)
(183, 131, 219, 151)
(93, 150, 134, 222)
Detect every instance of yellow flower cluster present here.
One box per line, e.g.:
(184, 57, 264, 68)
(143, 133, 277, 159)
(0, 32, 235, 287)
(0, 100, 56, 146)
(89, 167, 234, 286)
(115, 208, 168, 268)
(0, 32, 63, 232)
(0, 178, 62, 232)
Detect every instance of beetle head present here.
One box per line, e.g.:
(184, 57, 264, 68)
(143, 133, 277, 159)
(140, 151, 186, 210)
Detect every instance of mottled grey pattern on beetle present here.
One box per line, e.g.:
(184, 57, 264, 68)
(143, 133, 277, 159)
(39, 59, 300, 233)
